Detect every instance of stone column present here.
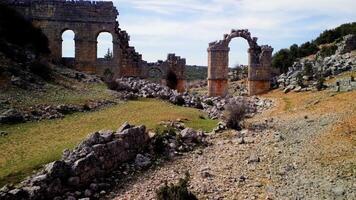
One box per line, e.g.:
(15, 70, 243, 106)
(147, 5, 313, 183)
(75, 32, 97, 74)
(207, 46, 230, 97)
(248, 46, 273, 96)
(112, 35, 122, 79)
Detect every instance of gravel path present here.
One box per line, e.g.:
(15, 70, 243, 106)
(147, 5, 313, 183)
(107, 94, 356, 200)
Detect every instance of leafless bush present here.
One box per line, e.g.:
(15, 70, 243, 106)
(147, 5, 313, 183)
(224, 100, 247, 130)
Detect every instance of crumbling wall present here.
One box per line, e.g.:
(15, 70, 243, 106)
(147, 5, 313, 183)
(5, 0, 144, 78)
(0, 123, 149, 200)
(143, 54, 186, 92)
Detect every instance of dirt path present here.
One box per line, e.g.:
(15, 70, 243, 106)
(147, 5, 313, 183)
(108, 90, 356, 200)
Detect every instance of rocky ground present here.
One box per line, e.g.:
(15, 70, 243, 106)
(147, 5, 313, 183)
(106, 90, 356, 200)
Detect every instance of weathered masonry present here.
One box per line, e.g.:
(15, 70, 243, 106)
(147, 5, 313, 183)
(5, 0, 187, 92)
(5, 0, 143, 78)
(144, 54, 186, 92)
(208, 29, 273, 96)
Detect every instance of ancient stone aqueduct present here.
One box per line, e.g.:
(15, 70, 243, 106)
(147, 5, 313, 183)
(5, 0, 273, 96)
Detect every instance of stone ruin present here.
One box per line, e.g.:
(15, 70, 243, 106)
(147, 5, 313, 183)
(208, 29, 273, 96)
(144, 54, 186, 92)
(4, 0, 187, 92)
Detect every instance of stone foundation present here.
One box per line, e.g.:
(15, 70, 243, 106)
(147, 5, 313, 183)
(208, 79, 228, 97)
(248, 80, 270, 96)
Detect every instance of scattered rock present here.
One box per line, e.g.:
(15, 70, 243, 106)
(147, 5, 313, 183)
(135, 154, 151, 168)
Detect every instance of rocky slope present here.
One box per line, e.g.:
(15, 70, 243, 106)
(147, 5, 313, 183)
(276, 34, 356, 93)
(106, 90, 356, 200)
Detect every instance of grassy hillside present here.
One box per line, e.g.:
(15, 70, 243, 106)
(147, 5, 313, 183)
(0, 98, 217, 186)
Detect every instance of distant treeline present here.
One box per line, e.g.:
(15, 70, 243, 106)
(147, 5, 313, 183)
(272, 22, 356, 73)
(185, 65, 207, 81)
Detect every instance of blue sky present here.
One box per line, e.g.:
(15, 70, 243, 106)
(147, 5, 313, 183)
(63, 0, 356, 66)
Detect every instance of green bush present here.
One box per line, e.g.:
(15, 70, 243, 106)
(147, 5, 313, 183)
(303, 63, 314, 77)
(152, 126, 177, 155)
(315, 22, 356, 45)
(156, 172, 198, 200)
(316, 76, 326, 91)
(272, 49, 294, 73)
(296, 73, 304, 87)
(319, 45, 338, 58)
(272, 22, 356, 74)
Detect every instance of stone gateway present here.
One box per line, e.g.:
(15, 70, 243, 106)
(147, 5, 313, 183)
(208, 29, 273, 96)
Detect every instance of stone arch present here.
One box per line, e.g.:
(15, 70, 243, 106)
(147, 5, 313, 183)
(147, 67, 164, 80)
(166, 70, 179, 90)
(96, 31, 114, 59)
(61, 29, 76, 58)
(207, 29, 273, 96)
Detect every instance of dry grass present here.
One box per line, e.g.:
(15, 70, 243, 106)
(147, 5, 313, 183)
(262, 89, 356, 177)
(0, 99, 217, 186)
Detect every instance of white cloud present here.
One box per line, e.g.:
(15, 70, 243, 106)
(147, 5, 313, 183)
(104, 0, 356, 65)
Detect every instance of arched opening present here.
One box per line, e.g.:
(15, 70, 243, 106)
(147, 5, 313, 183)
(62, 30, 75, 58)
(229, 38, 249, 81)
(97, 32, 113, 59)
(148, 68, 163, 82)
(166, 70, 178, 90)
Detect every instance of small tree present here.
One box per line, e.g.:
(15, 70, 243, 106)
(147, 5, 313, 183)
(104, 48, 113, 59)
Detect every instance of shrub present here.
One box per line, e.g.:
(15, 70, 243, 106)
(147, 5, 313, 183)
(103, 68, 114, 82)
(28, 60, 53, 81)
(316, 76, 326, 91)
(303, 63, 314, 77)
(105, 80, 119, 90)
(224, 100, 247, 130)
(204, 99, 214, 106)
(296, 73, 304, 87)
(319, 45, 338, 58)
(156, 172, 198, 200)
(152, 126, 177, 155)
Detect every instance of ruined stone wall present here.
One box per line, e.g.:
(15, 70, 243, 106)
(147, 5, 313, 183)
(5, 0, 143, 78)
(143, 54, 187, 92)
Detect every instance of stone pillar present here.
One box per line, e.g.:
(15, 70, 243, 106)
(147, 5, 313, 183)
(207, 46, 230, 97)
(75, 33, 97, 74)
(248, 46, 273, 96)
(112, 35, 122, 79)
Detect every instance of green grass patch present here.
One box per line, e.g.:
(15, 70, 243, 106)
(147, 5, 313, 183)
(0, 99, 217, 186)
(0, 82, 114, 109)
